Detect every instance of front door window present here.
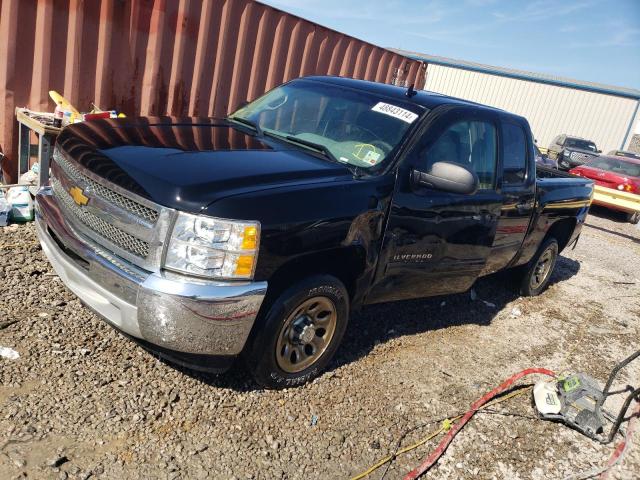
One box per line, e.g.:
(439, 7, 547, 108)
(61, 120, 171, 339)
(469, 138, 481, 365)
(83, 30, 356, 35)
(423, 120, 497, 190)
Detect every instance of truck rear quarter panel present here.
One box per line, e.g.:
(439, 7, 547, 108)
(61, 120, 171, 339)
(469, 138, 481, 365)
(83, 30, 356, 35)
(515, 175, 593, 267)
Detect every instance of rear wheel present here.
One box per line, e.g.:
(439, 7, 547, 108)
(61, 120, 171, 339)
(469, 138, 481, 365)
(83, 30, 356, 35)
(244, 275, 349, 389)
(626, 212, 640, 224)
(518, 237, 559, 296)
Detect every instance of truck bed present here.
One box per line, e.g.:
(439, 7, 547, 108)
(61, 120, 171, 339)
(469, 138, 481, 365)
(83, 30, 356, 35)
(536, 165, 581, 179)
(535, 165, 594, 203)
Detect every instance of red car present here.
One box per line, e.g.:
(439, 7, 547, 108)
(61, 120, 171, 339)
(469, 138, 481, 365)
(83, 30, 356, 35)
(570, 155, 640, 224)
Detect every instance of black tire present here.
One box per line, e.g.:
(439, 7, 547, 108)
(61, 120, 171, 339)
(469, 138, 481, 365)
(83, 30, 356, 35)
(244, 275, 349, 389)
(518, 237, 559, 297)
(626, 212, 640, 224)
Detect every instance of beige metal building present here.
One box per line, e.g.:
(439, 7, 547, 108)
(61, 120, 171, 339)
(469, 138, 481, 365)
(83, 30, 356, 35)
(396, 51, 640, 154)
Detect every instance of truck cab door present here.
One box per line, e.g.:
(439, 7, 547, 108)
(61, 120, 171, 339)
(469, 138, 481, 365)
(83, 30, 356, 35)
(368, 107, 502, 304)
(482, 120, 536, 275)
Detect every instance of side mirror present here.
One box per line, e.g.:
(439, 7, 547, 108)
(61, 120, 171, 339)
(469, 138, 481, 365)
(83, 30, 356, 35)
(411, 161, 479, 195)
(596, 150, 602, 154)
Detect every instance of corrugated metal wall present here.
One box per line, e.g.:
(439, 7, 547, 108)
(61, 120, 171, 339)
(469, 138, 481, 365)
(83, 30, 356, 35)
(0, 0, 425, 183)
(424, 64, 639, 153)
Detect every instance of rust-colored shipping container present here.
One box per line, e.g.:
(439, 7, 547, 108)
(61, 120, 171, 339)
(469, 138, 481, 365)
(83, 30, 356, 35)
(0, 0, 425, 183)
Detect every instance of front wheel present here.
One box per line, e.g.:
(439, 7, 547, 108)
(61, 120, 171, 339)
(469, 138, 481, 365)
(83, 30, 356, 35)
(244, 275, 349, 389)
(518, 237, 559, 296)
(626, 211, 640, 224)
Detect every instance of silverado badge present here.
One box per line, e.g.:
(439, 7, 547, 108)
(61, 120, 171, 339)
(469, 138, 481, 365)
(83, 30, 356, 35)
(69, 186, 89, 206)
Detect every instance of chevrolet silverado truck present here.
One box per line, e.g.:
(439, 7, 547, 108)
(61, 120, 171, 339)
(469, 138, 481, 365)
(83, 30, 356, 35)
(35, 77, 594, 388)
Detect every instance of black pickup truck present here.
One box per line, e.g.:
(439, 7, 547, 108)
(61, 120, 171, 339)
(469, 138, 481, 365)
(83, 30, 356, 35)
(35, 77, 593, 388)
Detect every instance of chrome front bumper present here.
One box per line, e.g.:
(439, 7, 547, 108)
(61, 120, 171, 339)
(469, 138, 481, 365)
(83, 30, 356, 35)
(35, 188, 267, 357)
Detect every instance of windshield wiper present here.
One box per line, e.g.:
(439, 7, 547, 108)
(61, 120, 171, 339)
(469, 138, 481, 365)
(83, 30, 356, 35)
(227, 116, 262, 136)
(266, 132, 339, 163)
(285, 135, 339, 163)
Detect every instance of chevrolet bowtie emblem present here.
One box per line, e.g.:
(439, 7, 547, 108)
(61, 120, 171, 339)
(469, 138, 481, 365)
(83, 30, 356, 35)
(69, 186, 89, 206)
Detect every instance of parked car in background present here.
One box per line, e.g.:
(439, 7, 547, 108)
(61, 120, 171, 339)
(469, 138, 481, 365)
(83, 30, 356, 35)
(534, 144, 557, 168)
(607, 149, 640, 160)
(548, 134, 601, 171)
(570, 156, 640, 224)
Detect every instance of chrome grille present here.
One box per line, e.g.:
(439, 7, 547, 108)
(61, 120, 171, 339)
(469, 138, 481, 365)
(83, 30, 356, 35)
(54, 151, 159, 223)
(92, 244, 148, 282)
(570, 151, 595, 163)
(51, 177, 150, 258)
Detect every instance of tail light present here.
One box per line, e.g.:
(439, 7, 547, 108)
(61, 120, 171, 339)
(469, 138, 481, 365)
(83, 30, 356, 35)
(617, 183, 639, 194)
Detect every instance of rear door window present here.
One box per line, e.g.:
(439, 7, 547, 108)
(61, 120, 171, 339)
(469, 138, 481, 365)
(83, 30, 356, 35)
(502, 123, 528, 185)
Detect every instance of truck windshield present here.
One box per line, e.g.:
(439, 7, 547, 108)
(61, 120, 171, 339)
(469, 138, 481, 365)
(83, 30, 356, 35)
(229, 79, 424, 169)
(565, 138, 597, 152)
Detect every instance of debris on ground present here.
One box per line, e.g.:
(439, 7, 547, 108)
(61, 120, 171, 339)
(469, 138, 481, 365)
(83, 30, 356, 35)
(0, 195, 9, 226)
(5, 186, 34, 222)
(0, 346, 19, 360)
(0, 318, 18, 330)
(0, 213, 638, 479)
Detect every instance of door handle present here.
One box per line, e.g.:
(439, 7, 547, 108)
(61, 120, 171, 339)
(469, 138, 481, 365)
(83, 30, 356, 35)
(516, 202, 534, 213)
(473, 212, 497, 222)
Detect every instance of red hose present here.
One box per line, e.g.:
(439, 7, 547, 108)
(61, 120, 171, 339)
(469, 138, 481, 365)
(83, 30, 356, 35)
(403, 368, 556, 480)
(600, 400, 639, 480)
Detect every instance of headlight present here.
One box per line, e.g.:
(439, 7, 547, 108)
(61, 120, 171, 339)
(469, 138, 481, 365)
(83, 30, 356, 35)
(563, 150, 570, 156)
(165, 212, 260, 279)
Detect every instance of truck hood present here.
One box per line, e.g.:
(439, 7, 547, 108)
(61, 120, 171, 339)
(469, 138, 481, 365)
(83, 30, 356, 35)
(55, 117, 352, 212)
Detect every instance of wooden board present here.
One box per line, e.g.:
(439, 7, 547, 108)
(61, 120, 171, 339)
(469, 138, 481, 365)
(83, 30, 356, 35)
(15, 108, 62, 136)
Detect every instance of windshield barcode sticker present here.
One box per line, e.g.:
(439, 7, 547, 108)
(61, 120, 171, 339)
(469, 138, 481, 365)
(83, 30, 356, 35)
(371, 102, 418, 124)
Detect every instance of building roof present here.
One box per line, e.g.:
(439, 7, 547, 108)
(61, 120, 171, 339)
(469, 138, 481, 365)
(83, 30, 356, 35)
(392, 50, 640, 100)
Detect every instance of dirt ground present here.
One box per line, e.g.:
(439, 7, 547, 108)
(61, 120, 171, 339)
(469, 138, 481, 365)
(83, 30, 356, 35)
(1, 205, 639, 480)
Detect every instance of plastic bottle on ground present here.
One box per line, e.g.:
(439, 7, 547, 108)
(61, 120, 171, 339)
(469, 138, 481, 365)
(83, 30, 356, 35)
(6, 186, 34, 222)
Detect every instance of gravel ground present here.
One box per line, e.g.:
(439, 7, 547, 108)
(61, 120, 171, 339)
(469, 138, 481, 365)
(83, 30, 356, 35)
(1, 205, 639, 480)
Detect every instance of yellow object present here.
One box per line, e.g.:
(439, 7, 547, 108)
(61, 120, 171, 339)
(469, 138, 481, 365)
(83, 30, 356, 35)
(234, 255, 255, 276)
(49, 90, 81, 122)
(352, 143, 378, 161)
(349, 386, 534, 480)
(68, 186, 89, 206)
(118, 113, 127, 118)
(593, 184, 640, 213)
(241, 226, 258, 250)
(89, 103, 103, 114)
(441, 418, 454, 432)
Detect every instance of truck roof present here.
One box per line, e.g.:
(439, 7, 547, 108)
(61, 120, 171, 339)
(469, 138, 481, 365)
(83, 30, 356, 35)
(304, 75, 519, 119)
(564, 135, 594, 141)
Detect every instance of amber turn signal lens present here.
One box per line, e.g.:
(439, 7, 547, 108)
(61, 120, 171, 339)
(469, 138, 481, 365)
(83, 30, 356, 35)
(241, 226, 258, 250)
(234, 255, 255, 276)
